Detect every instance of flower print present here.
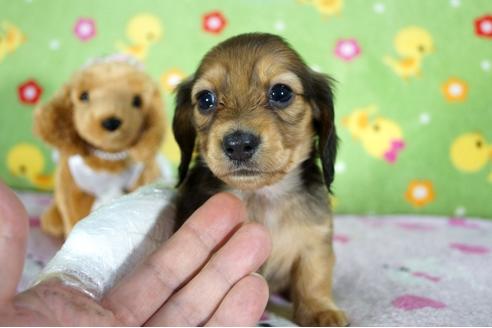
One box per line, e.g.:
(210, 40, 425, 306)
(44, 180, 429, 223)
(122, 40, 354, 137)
(74, 18, 96, 41)
(405, 180, 435, 207)
(442, 78, 468, 102)
(203, 11, 227, 34)
(18, 79, 43, 105)
(334, 39, 361, 61)
(160, 68, 185, 93)
(475, 15, 492, 38)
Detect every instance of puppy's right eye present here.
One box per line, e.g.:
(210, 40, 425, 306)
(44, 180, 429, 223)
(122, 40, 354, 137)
(268, 84, 293, 109)
(197, 90, 217, 113)
(79, 91, 89, 102)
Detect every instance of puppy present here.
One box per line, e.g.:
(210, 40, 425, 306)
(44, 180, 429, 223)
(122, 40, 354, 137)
(172, 33, 347, 326)
(34, 60, 165, 238)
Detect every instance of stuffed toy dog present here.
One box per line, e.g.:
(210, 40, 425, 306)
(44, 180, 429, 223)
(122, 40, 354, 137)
(34, 59, 167, 238)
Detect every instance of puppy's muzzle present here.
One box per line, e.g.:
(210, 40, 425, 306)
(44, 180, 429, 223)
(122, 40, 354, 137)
(222, 130, 260, 162)
(101, 116, 122, 132)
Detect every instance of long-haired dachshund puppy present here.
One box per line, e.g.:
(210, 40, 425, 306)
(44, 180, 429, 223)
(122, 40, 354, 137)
(172, 33, 347, 326)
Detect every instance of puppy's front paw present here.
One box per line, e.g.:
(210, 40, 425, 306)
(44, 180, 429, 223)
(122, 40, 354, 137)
(294, 303, 349, 327)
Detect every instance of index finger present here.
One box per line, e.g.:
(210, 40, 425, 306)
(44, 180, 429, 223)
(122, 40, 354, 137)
(102, 192, 246, 326)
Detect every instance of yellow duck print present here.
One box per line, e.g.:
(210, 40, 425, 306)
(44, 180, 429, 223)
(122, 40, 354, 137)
(299, 0, 343, 17)
(0, 21, 26, 63)
(384, 26, 434, 79)
(117, 13, 163, 60)
(450, 133, 492, 182)
(0, 34, 6, 62)
(343, 105, 406, 163)
(313, 0, 343, 16)
(6, 143, 54, 190)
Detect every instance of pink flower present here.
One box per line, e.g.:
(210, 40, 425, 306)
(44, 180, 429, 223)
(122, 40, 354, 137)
(74, 18, 96, 41)
(18, 80, 43, 105)
(334, 39, 361, 61)
(474, 15, 492, 38)
(203, 11, 227, 34)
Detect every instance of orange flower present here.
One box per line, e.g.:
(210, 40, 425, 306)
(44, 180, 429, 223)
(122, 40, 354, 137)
(160, 69, 185, 93)
(442, 78, 468, 102)
(405, 180, 435, 207)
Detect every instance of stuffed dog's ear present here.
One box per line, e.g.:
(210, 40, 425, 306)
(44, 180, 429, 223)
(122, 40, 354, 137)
(129, 84, 165, 162)
(309, 71, 338, 193)
(172, 77, 196, 187)
(33, 84, 87, 155)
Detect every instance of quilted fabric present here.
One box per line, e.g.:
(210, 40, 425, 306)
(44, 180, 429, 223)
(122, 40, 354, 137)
(17, 191, 492, 326)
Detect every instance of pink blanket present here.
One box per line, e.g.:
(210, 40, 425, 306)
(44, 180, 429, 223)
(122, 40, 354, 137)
(16, 191, 492, 326)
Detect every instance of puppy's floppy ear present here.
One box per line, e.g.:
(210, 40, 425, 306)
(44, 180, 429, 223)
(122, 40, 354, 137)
(172, 77, 196, 187)
(129, 83, 165, 162)
(309, 71, 338, 193)
(33, 83, 87, 155)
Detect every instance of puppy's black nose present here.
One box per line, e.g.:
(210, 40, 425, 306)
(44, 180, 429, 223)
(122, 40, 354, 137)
(101, 117, 122, 131)
(222, 131, 260, 161)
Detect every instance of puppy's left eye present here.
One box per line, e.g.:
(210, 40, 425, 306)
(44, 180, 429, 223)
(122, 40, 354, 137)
(132, 95, 143, 108)
(197, 90, 217, 113)
(268, 84, 293, 108)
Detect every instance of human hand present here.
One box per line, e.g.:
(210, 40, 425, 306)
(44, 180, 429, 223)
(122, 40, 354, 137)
(0, 180, 271, 326)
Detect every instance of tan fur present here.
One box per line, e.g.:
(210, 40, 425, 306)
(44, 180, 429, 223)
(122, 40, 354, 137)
(192, 57, 314, 190)
(174, 34, 347, 326)
(234, 169, 347, 326)
(34, 61, 165, 238)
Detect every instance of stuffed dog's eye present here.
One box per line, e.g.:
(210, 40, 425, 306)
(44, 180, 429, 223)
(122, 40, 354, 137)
(197, 90, 217, 113)
(79, 91, 89, 102)
(268, 84, 293, 108)
(132, 95, 143, 108)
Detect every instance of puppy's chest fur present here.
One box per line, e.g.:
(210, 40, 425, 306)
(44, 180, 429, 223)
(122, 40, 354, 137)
(175, 157, 333, 292)
(236, 169, 332, 290)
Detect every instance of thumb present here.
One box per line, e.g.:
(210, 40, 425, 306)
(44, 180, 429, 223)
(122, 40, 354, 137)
(0, 180, 29, 303)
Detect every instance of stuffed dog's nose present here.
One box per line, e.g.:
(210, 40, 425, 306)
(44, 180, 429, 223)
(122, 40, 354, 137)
(222, 131, 260, 161)
(101, 117, 122, 132)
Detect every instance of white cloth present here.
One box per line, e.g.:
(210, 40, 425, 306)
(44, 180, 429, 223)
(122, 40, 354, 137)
(34, 182, 176, 299)
(68, 154, 144, 200)
(67, 154, 175, 210)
